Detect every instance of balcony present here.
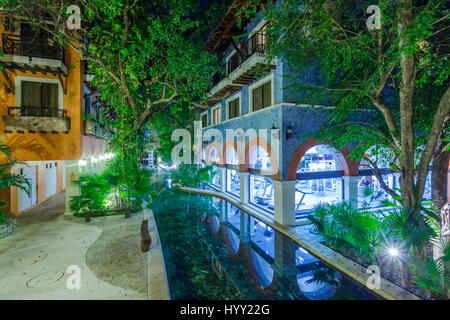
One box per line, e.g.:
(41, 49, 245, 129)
(2, 106, 70, 133)
(207, 33, 275, 106)
(0, 33, 67, 76)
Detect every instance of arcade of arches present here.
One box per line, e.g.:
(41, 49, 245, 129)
(201, 140, 435, 226)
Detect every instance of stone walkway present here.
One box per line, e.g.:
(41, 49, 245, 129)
(0, 191, 169, 300)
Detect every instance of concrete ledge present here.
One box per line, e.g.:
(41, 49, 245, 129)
(179, 185, 421, 301)
(142, 208, 170, 300)
(3, 115, 70, 132)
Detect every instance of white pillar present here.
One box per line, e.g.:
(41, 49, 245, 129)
(343, 176, 359, 209)
(240, 212, 250, 242)
(64, 160, 80, 215)
(239, 172, 250, 204)
(273, 180, 296, 226)
(219, 167, 227, 193)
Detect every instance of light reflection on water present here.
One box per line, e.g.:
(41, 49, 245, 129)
(153, 190, 380, 300)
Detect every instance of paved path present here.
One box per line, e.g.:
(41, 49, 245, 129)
(0, 191, 169, 300)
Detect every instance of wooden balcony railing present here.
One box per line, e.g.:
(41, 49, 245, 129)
(211, 32, 268, 87)
(1, 33, 65, 61)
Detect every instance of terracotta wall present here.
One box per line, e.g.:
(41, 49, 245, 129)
(0, 19, 82, 161)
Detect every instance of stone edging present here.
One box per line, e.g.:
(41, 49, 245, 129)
(178, 186, 421, 301)
(0, 216, 17, 240)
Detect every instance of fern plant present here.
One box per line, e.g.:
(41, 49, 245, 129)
(69, 173, 110, 216)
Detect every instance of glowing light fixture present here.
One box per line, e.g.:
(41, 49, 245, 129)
(388, 247, 399, 257)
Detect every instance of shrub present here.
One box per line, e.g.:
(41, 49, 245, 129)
(0, 213, 6, 225)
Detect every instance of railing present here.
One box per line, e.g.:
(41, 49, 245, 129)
(1, 33, 65, 61)
(227, 53, 241, 74)
(211, 70, 225, 87)
(7, 106, 67, 118)
(210, 32, 268, 86)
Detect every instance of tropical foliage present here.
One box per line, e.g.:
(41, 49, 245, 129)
(309, 200, 449, 299)
(1, 0, 225, 157)
(69, 153, 155, 217)
(0, 144, 30, 223)
(242, 0, 449, 213)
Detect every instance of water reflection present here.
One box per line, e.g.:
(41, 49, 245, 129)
(154, 190, 380, 300)
(206, 200, 378, 300)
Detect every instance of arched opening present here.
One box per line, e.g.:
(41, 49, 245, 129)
(206, 143, 220, 164)
(293, 144, 346, 216)
(225, 146, 240, 197)
(245, 137, 279, 179)
(206, 144, 221, 187)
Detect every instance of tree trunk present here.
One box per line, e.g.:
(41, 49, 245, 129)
(398, 0, 417, 211)
(432, 151, 449, 217)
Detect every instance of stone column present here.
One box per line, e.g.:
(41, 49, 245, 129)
(219, 167, 227, 193)
(239, 172, 250, 204)
(273, 180, 297, 226)
(343, 176, 359, 209)
(240, 211, 251, 242)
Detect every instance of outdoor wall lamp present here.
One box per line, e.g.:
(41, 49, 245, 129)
(286, 124, 293, 140)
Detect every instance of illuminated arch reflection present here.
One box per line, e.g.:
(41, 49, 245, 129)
(222, 226, 241, 260)
(295, 246, 338, 300)
(208, 215, 221, 237)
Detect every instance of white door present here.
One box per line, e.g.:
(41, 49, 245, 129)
(18, 166, 37, 212)
(45, 162, 58, 198)
(62, 162, 66, 189)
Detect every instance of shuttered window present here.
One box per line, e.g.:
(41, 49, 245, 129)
(252, 81, 271, 111)
(228, 98, 240, 119)
(212, 107, 221, 125)
(201, 114, 208, 127)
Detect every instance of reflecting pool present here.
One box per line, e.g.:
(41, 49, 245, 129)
(152, 189, 380, 300)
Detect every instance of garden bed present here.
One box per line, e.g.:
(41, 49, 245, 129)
(0, 213, 17, 240)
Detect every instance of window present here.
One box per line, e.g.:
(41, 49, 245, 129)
(226, 169, 240, 196)
(201, 114, 208, 128)
(250, 175, 274, 212)
(228, 98, 240, 119)
(84, 97, 92, 114)
(252, 81, 271, 111)
(212, 107, 221, 125)
(21, 81, 59, 115)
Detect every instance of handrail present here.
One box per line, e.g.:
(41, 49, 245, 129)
(1, 33, 65, 61)
(210, 32, 268, 86)
(7, 106, 67, 118)
(84, 207, 135, 223)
